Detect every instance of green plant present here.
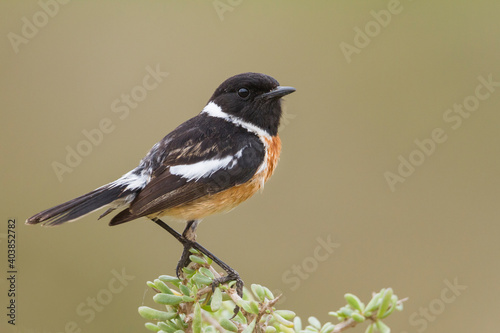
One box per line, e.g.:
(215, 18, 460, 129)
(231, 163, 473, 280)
(139, 250, 406, 333)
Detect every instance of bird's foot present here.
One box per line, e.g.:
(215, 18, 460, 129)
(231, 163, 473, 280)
(176, 240, 195, 278)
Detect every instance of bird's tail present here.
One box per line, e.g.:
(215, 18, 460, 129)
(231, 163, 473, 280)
(25, 183, 134, 227)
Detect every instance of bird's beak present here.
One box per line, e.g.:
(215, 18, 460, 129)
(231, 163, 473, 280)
(260, 86, 296, 100)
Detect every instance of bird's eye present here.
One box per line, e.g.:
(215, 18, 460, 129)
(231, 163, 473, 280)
(237, 88, 250, 99)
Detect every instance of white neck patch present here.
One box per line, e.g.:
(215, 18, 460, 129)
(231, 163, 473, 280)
(202, 101, 271, 139)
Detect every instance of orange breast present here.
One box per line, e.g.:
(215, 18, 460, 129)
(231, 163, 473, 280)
(262, 135, 282, 182)
(156, 135, 282, 221)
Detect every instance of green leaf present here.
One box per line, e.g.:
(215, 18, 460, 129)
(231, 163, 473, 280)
(379, 296, 397, 319)
(193, 273, 213, 285)
(273, 313, 294, 328)
(294, 316, 303, 332)
(262, 286, 275, 300)
(275, 310, 296, 321)
(220, 318, 238, 332)
(328, 311, 339, 318)
(265, 326, 277, 333)
(242, 319, 256, 333)
(364, 291, 383, 313)
(174, 317, 187, 330)
(344, 293, 364, 312)
(138, 306, 176, 321)
(160, 321, 178, 332)
(160, 328, 176, 333)
(249, 300, 260, 314)
(279, 324, 296, 333)
(375, 320, 390, 333)
(339, 306, 353, 317)
(351, 312, 365, 323)
(222, 291, 232, 301)
(308, 317, 322, 330)
(193, 303, 202, 333)
(192, 284, 199, 295)
(320, 323, 335, 333)
(365, 323, 375, 333)
(189, 254, 207, 265)
(153, 293, 184, 305)
(157, 322, 173, 333)
(205, 326, 216, 333)
(159, 275, 180, 283)
(144, 322, 160, 332)
(199, 267, 215, 279)
(240, 300, 259, 314)
(235, 309, 246, 323)
(182, 295, 195, 302)
(179, 284, 191, 296)
(154, 279, 173, 294)
(251, 284, 266, 302)
(211, 287, 223, 312)
(377, 288, 393, 319)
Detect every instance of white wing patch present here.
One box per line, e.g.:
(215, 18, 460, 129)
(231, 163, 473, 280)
(170, 148, 245, 181)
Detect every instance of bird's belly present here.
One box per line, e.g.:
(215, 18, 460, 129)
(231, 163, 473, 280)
(155, 135, 281, 221)
(157, 172, 265, 220)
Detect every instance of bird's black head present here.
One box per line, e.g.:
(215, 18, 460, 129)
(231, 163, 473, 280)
(208, 72, 295, 136)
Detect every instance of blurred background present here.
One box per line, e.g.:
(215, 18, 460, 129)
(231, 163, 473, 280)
(1, 1, 500, 332)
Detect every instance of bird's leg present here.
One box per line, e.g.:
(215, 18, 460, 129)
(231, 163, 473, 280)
(148, 218, 194, 276)
(188, 238, 243, 296)
(176, 220, 200, 277)
(150, 217, 243, 298)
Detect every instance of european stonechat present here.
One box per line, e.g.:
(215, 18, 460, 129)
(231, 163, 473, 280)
(26, 72, 296, 296)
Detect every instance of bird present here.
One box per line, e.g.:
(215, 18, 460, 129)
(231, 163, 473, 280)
(26, 72, 295, 296)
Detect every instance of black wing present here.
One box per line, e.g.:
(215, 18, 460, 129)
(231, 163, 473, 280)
(109, 114, 265, 225)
